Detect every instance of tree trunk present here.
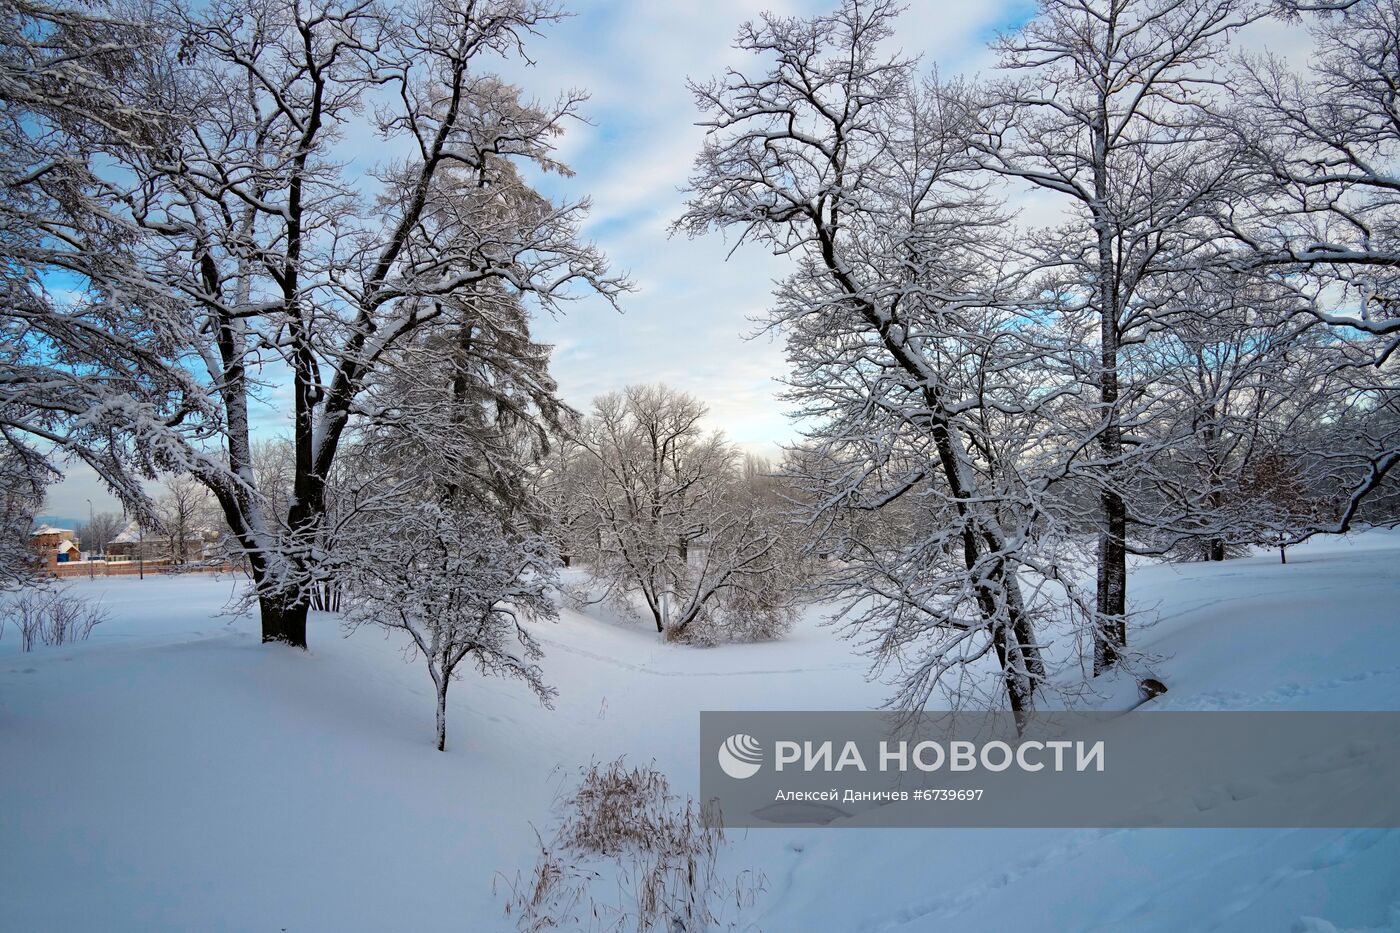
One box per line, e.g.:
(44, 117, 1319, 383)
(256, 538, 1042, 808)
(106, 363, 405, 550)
(996, 553, 1045, 687)
(814, 227, 1043, 715)
(1280, 544, 1287, 565)
(1094, 515, 1127, 674)
(1088, 95, 1130, 676)
(259, 593, 308, 648)
(989, 617, 1034, 734)
(435, 684, 448, 752)
(1205, 416, 1225, 563)
(1092, 181, 1127, 674)
(644, 582, 665, 633)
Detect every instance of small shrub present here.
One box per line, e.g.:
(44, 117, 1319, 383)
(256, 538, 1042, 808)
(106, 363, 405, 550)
(501, 759, 765, 932)
(562, 759, 676, 856)
(2, 586, 108, 651)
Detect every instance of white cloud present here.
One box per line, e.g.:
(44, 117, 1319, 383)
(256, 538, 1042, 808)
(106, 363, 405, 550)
(516, 0, 1028, 449)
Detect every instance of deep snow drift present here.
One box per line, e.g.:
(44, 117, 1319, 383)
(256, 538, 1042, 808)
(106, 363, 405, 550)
(2, 532, 1399, 931)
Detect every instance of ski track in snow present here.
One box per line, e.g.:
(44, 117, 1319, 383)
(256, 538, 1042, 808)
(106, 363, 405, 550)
(1177, 664, 1400, 711)
(851, 829, 1128, 931)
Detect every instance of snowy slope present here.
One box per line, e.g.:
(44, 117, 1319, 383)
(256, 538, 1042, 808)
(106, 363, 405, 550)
(1, 532, 1398, 931)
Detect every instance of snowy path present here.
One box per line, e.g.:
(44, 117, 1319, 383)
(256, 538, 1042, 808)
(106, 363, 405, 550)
(1, 531, 1398, 931)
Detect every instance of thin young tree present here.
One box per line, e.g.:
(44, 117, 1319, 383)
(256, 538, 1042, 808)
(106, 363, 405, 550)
(340, 497, 557, 751)
(332, 281, 566, 750)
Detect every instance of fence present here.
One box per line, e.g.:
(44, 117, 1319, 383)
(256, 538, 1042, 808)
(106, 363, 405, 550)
(47, 560, 238, 579)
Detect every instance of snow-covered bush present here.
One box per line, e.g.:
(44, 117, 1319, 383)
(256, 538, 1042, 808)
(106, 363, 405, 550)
(664, 559, 802, 647)
(502, 759, 765, 932)
(2, 586, 107, 651)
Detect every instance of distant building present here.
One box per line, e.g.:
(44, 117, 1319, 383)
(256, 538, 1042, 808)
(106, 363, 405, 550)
(106, 520, 220, 564)
(29, 525, 81, 568)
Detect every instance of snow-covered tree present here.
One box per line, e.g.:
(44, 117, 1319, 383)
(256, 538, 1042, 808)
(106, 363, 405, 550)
(248, 438, 295, 531)
(1120, 272, 1316, 560)
(1225, 0, 1400, 511)
(971, 0, 1266, 672)
(1232, 0, 1400, 339)
(570, 385, 799, 642)
(323, 263, 569, 749)
(532, 433, 590, 567)
(1237, 448, 1336, 562)
(0, 0, 189, 524)
(0, 0, 623, 648)
(356, 288, 569, 526)
(340, 498, 556, 751)
(0, 446, 46, 586)
(676, 3, 1105, 716)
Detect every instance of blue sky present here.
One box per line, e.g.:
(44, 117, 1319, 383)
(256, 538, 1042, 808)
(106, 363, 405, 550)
(44, 0, 1312, 519)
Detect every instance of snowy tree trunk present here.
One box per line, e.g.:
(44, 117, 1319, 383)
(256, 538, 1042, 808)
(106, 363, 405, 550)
(435, 682, 448, 752)
(259, 592, 309, 649)
(926, 387, 1047, 697)
(647, 586, 665, 634)
(1093, 151, 1127, 675)
(990, 617, 1035, 727)
(1000, 561, 1045, 689)
(1205, 417, 1227, 562)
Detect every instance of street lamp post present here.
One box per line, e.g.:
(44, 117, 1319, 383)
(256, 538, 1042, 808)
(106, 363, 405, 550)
(86, 498, 94, 580)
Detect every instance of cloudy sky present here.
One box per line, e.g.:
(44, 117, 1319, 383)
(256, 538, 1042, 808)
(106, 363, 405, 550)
(514, 0, 1037, 449)
(43, 0, 1311, 521)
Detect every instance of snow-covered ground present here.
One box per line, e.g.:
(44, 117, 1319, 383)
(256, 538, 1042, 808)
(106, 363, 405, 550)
(2, 531, 1399, 931)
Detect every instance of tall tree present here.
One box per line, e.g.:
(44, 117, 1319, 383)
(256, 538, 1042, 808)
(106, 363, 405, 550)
(678, 2, 1091, 717)
(0, 446, 46, 586)
(1227, 0, 1400, 516)
(0, 0, 623, 647)
(0, 0, 193, 519)
(972, 0, 1264, 672)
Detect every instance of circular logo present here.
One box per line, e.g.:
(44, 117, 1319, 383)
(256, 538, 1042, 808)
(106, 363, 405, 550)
(717, 733, 763, 779)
